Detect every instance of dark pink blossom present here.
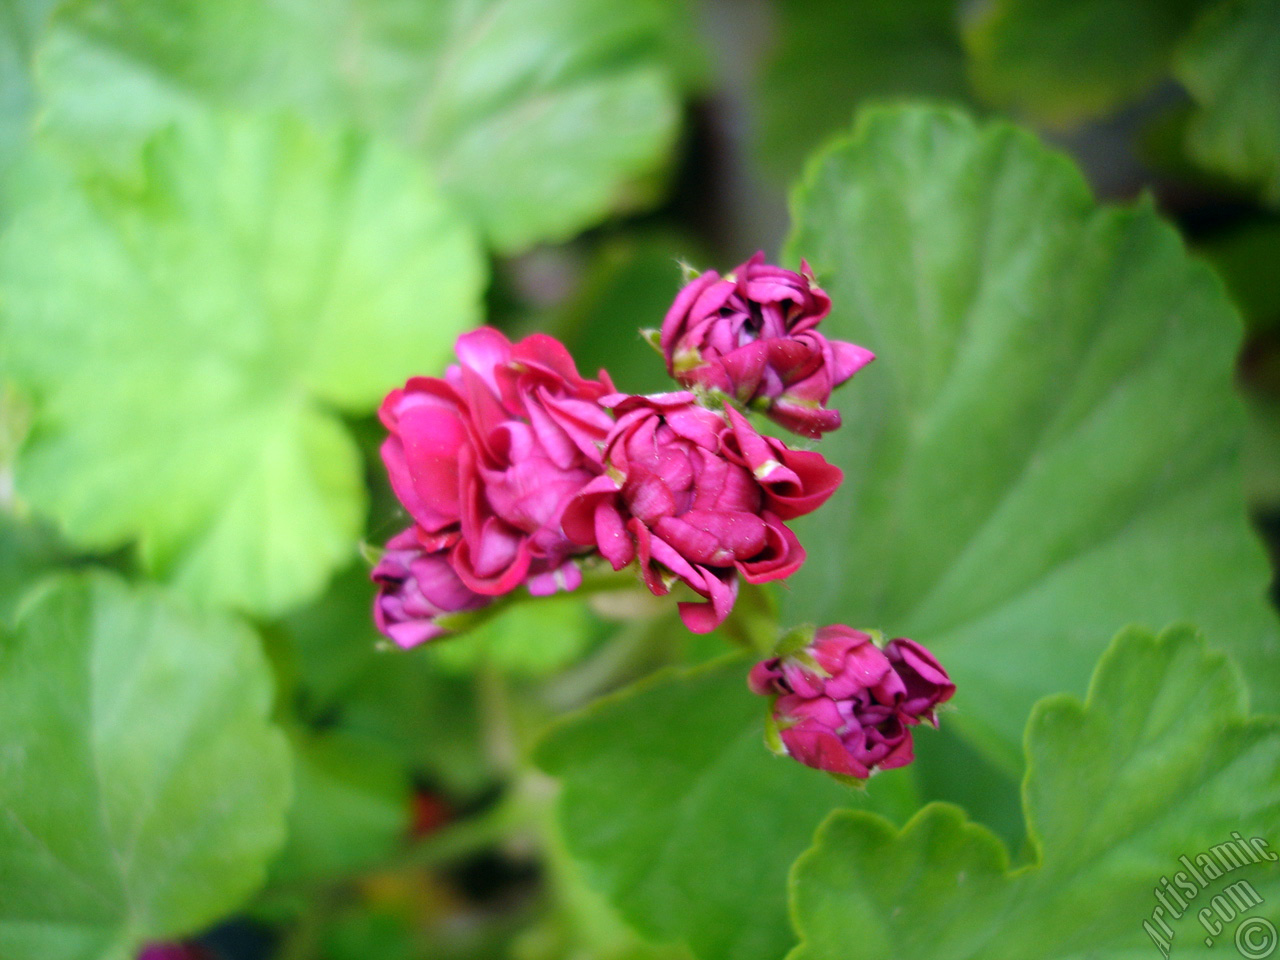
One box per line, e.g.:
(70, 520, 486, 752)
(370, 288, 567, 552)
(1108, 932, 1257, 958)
(372, 527, 491, 649)
(137, 944, 215, 960)
(659, 253, 873, 437)
(379, 328, 614, 599)
(748, 626, 954, 779)
(562, 393, 841, 633)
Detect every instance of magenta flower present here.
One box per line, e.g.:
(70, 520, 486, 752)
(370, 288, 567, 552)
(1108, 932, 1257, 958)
(659, 252, 874, 437)
(137, 944, 214, 960)
(562, 393, 841, 633)
(379, 328, 615, 599)
(748, 626, 954, 779)
(372, 527, 491, 649)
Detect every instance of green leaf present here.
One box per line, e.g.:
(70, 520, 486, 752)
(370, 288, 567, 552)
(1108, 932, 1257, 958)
(36, 0, 691, 251)
(788, 625, 1280, 959)
(756, 0, 967, 179)
(0, 0, 57, 176)
(0, 114, 485, 616)
(784, 105, 1279, 770)
(1176, 0, 1280, 205)
(964, 0, 1211, 126)
(0, 513, 64, 625)
(267, 730, 410, 889)
(0, 573, 292, 959)
(537, 656, 922, 960)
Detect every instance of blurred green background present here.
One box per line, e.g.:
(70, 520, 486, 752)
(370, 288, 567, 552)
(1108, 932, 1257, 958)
(2, 1, 1280, 959)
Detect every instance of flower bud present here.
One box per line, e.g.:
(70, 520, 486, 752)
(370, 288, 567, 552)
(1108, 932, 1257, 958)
(659, 253, 873, 437)
(748, 625, 954, 779)
(371, 527, 491, 649)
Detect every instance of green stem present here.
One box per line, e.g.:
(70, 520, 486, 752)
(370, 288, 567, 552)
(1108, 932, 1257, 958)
(476, 663, 517, 772)
(543, 614, 675, 710)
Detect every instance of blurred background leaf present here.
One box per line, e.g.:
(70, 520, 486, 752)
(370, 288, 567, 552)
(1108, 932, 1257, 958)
(0, 573, 292, 959)
(0, 513, 64, 625)
(36, 0, 700, 251)
(1176, 0, 1280, 205)
(551, 233, 708, 396)
(964, 0, 1212, 126)
(0, 0, 56, 176)
(755, 0, 967, 180)
(276, 562, 491, 798)
(0, 114, 484, 616)
(430, 595, 597, 679)
(266, 730, 412, 891)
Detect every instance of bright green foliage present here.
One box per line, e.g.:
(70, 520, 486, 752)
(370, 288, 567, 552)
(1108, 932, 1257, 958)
(964, 0, 1211, 125)
(1177, 0, 1280, 205)
(756, 0, 967, 178)
(0, 573, 291, 959)
(537, 656, 920, 960)
(431, 594, 596, 677)
(0, 115, 485, 616)
(267, 730, 410, 889)
(36, 0, 693, 251)
(785, 106, 1278, 770)
(0, 0, 56, 175)
(788, 625, 1280, 959)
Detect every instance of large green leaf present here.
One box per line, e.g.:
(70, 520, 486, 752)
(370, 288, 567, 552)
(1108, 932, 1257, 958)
(784, 105, 1279, 770)
(0, 115, 484, 616)
(964, 0, 1211, 126)
(788, 625, 1280, 959)
(0, 0, 56, 174)
(756, 0, 967, 179)
(537, 656, 921, 960)
(0, 573, 292, 960)
(1176, 0, 1280, 205)
(36, 0, 691, 251)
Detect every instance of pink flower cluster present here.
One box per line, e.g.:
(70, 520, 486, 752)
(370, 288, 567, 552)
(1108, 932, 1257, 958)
(372, 256, 869, 645)
(748, 626, 954, 779)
